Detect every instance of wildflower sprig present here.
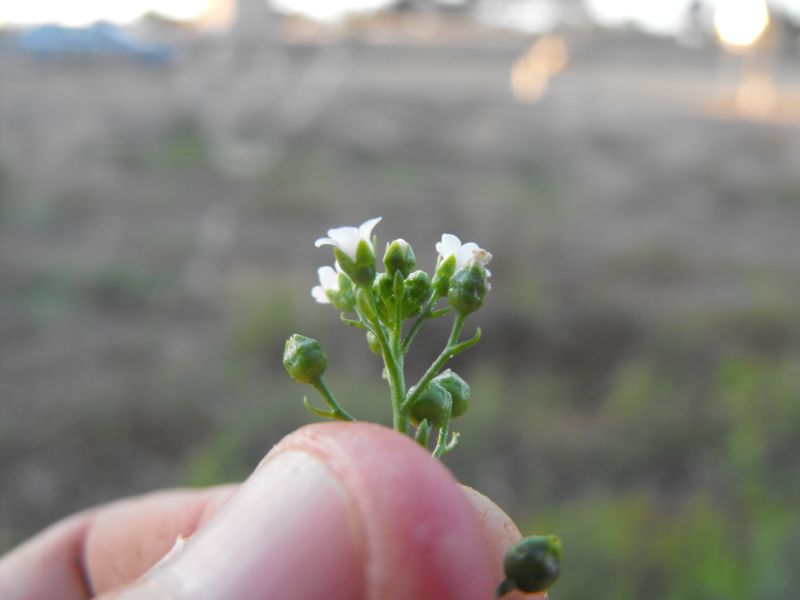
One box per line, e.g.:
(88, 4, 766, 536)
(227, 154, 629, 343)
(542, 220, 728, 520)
(282, 217, 563, 595)
(283, 217, 492, 457)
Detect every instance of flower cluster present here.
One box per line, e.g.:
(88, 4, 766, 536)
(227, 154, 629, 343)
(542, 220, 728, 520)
(283, 217, 492, 457)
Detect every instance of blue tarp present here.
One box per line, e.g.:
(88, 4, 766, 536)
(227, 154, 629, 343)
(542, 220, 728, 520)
(8, 22, 173, 64)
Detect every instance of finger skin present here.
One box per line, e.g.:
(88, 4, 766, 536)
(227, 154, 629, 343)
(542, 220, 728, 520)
(85, 486, 237, 594)
(0, 486, 235, 600)
(0, 511, 95, 600)
(1, 423, 533, 600)
(258, 422, 499, 600)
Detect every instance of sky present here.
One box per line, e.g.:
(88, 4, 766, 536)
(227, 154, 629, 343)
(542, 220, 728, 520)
(0, 0, 797, 35)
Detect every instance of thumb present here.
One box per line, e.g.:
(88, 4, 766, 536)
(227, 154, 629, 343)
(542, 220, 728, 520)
(106, 422, 498, 600)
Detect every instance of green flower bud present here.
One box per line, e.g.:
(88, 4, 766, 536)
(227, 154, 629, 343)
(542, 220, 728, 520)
(356, 287, 377, 321)
(433, 369, 470, 417)
(370, 273, 392, 323)
(283, 334, 327, 384)
(501, 535, 562, 594)
(333, 239, 376, 287)
(383, 239, 416, 278)
(409, 382, 452, 428)
(448, 263, 489, 315)
(402, 270, 432, 318)
(373, 272, 394, 307)
(432, 254, 456, 296)
(366, 330, 382, 355)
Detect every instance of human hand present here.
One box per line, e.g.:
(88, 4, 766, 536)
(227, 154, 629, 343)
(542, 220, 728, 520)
(0, 422, 544, 599)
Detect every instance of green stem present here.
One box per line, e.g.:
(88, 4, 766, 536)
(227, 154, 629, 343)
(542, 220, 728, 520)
(360, 285, 408, 433)
(311, 378, 355, 421)
(432, 423, 450, 458)
(402, 313, 468, 412)
(340, 314, 367, 330)
(401, 292, 439, 354)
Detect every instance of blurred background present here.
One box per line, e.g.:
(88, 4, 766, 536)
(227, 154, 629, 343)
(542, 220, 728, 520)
(2, 0, 800, 597)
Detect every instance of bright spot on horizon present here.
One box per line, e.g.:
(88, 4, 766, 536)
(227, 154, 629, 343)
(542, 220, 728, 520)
(152, 0, 211, 22)
(0, 0, 211, 28)
(714, 0, 770, 48)
(268, 0, 393, 22)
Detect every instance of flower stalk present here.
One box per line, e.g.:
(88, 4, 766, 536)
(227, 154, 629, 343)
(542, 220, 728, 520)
(284, 219, 492, 457)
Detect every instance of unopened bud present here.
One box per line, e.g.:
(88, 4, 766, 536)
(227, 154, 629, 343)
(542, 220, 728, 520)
(433, 369, 470, 417)
(448, 263, 489, 315)
(409, 382, 452, 428)
(432, 254, 456, 296)
(366, 330, 382, 355)
(500, 535, 562, 595)
(373, 272, 394, 308)
(283, 334, 327, 384)
(383, 239, 416, 279)
(402, 270, 432, 318)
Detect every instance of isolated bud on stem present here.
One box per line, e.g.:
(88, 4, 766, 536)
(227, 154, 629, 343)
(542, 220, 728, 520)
(448, 263, 489, 315)
(499, 535, 562, 595)
(283, 334, 327, 384)
(384, 238, 416, 279)
(433, 369, 470, 417)
(409, 381, 452, 428)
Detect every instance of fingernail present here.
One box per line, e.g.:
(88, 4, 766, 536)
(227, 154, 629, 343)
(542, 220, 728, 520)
(148, 451, 363, 600)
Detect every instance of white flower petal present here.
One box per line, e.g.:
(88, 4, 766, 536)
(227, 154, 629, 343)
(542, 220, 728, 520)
(318, 266, 339, 291)
(326, 226, 361, 260)
(314, 237, 335, 248)
(436, 233, 462, 260)
(358, 217, 382, 240)
(436, 233, 492, 274)
(455, 242, 480, 270)
(315, 218, 382, 261)
(311, 286, 331, 304)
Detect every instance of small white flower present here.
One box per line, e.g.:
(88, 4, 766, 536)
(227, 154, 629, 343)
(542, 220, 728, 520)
(436, 233, 492, 274)
(311, 265, 340, 304)
(315, 217, 382, 261)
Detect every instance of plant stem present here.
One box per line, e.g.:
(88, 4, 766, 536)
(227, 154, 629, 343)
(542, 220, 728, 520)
(402, 313, 467, 412)
(432, 423, 450, 458)
(361, 285, 408, 434)
(401, 292, 439, 353)
(312, 379, 355, 421)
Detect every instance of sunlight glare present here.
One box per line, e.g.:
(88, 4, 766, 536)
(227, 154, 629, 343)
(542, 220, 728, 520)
(268, 0, 393, 22)
(714, 0, 769, 48)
